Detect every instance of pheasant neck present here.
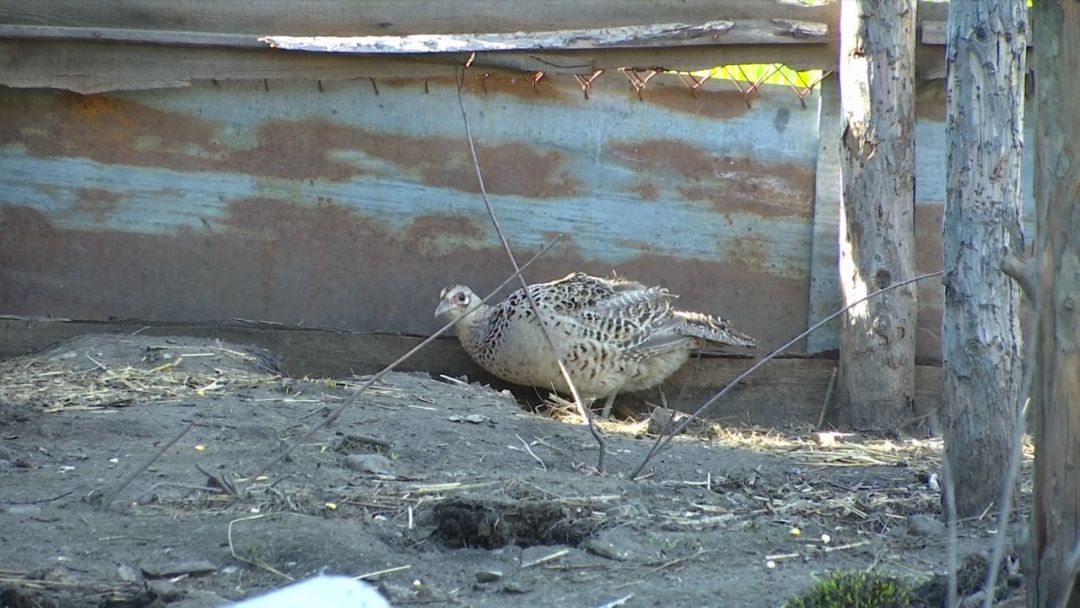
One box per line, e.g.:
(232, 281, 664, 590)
(453, 304, 490, 343)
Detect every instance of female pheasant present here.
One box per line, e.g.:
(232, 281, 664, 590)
(435, 272, 757, 417)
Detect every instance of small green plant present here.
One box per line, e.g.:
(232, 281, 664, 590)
(785, 570, 912, 608)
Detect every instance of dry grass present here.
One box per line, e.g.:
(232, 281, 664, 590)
(0, 344, 285, 411)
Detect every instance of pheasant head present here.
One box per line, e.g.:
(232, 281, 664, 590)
(435, 285, 489, 336)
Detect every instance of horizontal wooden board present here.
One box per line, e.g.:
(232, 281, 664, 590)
(0, 317, 944, 429)
(0, 39, 839, 95)
(0, 1, 835, 37)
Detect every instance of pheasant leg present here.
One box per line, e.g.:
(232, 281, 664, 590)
(600, 392, 618, 419)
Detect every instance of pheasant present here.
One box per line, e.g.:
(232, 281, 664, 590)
(435, 272, 757, 418)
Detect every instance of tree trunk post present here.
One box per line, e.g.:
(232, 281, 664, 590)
(1028, 1, 1080, 606)
(942, 0, 1027, 518)
(837, 0, 919, 431)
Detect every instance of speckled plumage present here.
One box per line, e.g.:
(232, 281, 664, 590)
(435, 272, 757, 416)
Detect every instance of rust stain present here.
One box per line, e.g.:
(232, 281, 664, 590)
(641, 84, 752, 121)
(914, 204, 944, 275)
(610, 139, 813, 219)
(403, 214, 486, 244)
(0, 91, 579, 197)
(379, 74, 565, 102)
(915, 99, 945, 122)
(726, 233, 771, 270)
(73, 188, 124, 222)
(915, 81, 946, 121)
(0, 199, 806, 352)
(0, 92, 217, 168)
(384, 138, 580, 198)
(632, 181, 660, 201)
(914, 203, 944, 363)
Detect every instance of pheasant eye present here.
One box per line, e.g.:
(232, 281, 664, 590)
(455, 292, 468, 303)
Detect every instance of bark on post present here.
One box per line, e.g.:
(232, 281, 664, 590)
(942, 0, 1027, 518)
(837, 0, 918, 431)
(1026, 1, 1080, 605)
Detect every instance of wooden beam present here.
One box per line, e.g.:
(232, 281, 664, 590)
(259, 20, 827, 55)
(0, 38, 839, 94)
(807, 73, 842, 355)
(0, 1, 835, 37)
(0, 317, 943, 429)
(0, 20, 829, 54)
(0, 24, 263, 48)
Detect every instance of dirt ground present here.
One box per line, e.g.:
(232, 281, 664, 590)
(0, 335, 1027, 607)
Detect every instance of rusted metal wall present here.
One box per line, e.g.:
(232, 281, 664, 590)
(0, 74, 819, 351)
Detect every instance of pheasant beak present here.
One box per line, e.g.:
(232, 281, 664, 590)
(434, 300, 454, 318)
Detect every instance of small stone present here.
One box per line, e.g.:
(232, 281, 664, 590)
(907, 514, 947, 537)
(583, 529, 651, 561)
(647, 407, 688, 435)
(146, 580, 182, 602)
(140, 560, 217, 578)
(475, 570, 503, 583)
(117, 565, 139, 582)
(342, 454, 395, 476)
(4, 504, 42, 516)
(501, 581, 531, 594)
(464, 414, 487, 424)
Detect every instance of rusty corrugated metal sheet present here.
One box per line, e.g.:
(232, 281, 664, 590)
(0, 74, 818, 351)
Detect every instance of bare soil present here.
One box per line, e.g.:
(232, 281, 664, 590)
(0, 335, 1024, 607)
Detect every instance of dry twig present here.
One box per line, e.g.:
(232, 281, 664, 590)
(455, 67, 607, 473)
(95, 420, 196, 507)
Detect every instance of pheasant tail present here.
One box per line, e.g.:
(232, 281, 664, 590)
(676, 311, 758, 348)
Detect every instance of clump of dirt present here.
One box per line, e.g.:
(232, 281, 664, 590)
(432, 497, 598, 548)
(0, 335, 1022, 607)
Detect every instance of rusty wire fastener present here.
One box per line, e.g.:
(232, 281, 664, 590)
(424, 78, 430, 94)
(369, 78, 379, 95)
(675, 72, 706, 99)
(318, 79, 324, 93)
(723, 64, 780, 108)
(778, 69, 832, 109)
(263, 79, 270, 92)
(619, 68, 659, 101)
(573, 69, 604, 100)
(464, 52, 477, 68)
(531, 71, 546, 95)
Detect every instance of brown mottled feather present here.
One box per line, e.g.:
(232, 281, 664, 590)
(435, 272, 756, 405)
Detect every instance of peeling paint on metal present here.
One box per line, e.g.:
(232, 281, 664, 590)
(2, 75, 820, 350)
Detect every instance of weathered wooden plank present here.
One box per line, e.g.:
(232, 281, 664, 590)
(259, 20, 827, 55)
(0, 38, 840, 95)
(0, 21, 829, 53)
(0, 317, 943, 429)
(0, 1, 836, 37)
(0, 0, 841, 90)
(0, 24, 263, 48)
(0, 40, 461, 94)
(0, 20, 829, 54)
(807, 73, 841, 354)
